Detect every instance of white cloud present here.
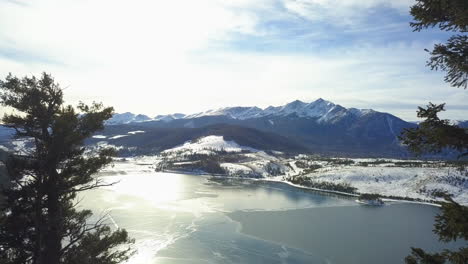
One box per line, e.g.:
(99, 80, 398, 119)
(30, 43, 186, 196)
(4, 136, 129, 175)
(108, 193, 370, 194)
(0, 0, 258, 62)
(283, 0, 414, 25)
(0, 0, 464, 121)
(0, 0, 263, 107)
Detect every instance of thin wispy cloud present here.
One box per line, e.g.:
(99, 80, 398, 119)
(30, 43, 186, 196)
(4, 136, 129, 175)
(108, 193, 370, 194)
(282, 0, 411, 23)
(0, 0, 465, 120)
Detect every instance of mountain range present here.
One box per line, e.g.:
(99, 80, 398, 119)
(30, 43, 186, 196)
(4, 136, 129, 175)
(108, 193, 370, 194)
(1, 99, 465, 157)
(101, 99, 422, 157)
(107, 98, 379, 124)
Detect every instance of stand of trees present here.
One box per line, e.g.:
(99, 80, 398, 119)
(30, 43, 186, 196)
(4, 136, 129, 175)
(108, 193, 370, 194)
(285, 176, 358, 194)
(0, 73, 134, 264)
(400, 1, 467, 263)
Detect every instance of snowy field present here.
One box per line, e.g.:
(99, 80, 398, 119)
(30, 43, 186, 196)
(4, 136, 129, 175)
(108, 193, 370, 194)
(294, 164, 467, 205)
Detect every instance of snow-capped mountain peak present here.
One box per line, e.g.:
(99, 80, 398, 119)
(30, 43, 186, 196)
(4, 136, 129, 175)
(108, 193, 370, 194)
(105, 99, 385, 125)
(183, 98, 342, 121)
(134, 114, 151, 122)
(283, 99, 307, 110)
(259, 98, 348, 122)
(106, 112, 136, 125)
(154, 113, 186, 122)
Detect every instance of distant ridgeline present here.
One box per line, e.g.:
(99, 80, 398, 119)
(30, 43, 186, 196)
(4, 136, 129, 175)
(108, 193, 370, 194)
(0, 99, 467, 158)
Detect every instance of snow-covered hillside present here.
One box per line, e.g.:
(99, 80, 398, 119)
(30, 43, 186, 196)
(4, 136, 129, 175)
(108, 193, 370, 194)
(285, 157, 468, 205)
(106, 112, 152, 125)
(307, 166, 468, 203)
(156, 136, 291, 178)
(154, 113, 186, 122)
(163, 135, 258, 155)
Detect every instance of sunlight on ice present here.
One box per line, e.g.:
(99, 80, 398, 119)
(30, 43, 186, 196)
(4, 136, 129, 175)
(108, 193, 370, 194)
(105, 174, 184, 205)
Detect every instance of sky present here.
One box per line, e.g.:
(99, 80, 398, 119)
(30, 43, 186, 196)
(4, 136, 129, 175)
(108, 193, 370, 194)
(0, 0, 466, 121)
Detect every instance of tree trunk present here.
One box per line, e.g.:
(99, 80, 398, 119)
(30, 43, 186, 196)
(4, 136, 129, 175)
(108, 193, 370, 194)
(43, 171, 61, 264)
(33, 183, 44, 264)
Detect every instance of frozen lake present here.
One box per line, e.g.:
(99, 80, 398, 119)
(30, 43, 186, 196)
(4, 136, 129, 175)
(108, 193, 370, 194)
(80, 162, 464, 264)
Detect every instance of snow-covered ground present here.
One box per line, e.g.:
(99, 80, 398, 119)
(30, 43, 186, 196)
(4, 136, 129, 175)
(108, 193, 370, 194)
(2, 133, 466, 205)
(109, 135, 128, 139)
(283, 157, 468, 205)
(219, 153, 289, 178)
(162, 135, 258, 155)
(300, 166, 467, 204)
(127, 130, 145, 135)
(157, 136, 291, 177)
(155, 137, 468, 205)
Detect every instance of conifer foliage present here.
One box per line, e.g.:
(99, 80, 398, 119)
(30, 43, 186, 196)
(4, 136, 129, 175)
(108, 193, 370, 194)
(0, 73, 134, 264)
(401, 1, 467, 263)
(410, 0, 467, 89)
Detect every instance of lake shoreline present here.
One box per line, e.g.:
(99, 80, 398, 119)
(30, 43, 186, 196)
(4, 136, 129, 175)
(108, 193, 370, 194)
(199, 172, 443, 207)
(261, 177, 443, 207)
(129, 165, 444, 207)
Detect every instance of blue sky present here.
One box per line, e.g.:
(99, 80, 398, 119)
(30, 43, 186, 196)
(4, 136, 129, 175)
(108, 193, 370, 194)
(0, 0, 466, 120)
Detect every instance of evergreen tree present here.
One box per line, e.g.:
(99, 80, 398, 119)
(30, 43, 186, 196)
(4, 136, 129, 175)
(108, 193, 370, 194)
(0, 73, 134, 264)
(400, 1, 467, 263)
(410, 0, 467, 89)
